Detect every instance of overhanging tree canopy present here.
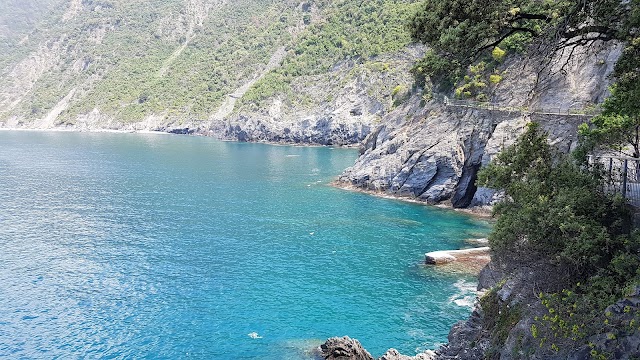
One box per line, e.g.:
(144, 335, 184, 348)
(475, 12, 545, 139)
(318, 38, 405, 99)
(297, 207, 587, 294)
(409, 0, 639, 77)
(411, 0, 640, 156)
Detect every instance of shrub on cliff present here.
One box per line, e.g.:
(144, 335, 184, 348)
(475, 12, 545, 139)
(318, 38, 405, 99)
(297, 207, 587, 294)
(478, 123, 631, 276)
(408, 0, 639, 104)
(477, 122, 640, 353)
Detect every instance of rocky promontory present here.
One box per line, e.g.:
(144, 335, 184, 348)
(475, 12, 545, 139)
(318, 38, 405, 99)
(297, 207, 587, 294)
(336, 41, 620, 208)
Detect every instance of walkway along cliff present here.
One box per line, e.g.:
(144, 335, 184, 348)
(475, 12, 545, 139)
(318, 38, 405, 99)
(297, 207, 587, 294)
(336, 41, 621, 209)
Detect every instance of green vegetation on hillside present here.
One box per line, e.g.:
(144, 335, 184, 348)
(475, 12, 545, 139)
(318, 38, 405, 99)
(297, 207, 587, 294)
(0, 0, 67, 72)
(0, 0, 422, 126)
(63, 1, 297, 123)
(1, 0, 306, 124)
(579, 38, 640, 158)
(240, 0, 420, 108)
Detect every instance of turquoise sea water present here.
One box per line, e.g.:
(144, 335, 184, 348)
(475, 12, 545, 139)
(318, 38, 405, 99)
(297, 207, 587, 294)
(0, 131, 490, 359)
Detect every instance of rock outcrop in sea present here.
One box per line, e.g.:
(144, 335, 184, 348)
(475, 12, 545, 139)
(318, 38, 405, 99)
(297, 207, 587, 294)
(317, 336, 436, 360)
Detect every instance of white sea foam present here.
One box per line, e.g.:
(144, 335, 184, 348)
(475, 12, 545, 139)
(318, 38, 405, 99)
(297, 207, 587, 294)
(449, 279, 478, 308)
(453, 296, 476, 308)
(248, 332, 262, 339)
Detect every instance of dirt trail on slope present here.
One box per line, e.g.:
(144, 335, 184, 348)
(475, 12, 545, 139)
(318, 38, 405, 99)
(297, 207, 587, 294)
(210, 46, 287, 121)
(158, 0, 226, 77)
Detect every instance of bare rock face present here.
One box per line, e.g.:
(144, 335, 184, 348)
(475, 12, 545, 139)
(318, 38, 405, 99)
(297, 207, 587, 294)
(338, 99, 587, 207)
(379, 348, 436, 360)
(337, 41, 621, 208)
(211, 46, 424, 146)
(319, 337, 374, 360)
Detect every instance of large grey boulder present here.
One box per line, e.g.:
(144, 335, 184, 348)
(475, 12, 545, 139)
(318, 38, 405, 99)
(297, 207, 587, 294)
(319, 337, 374, 360)
(318, 337, 436, 360)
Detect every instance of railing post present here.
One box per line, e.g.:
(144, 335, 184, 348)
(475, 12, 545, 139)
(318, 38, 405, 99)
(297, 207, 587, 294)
(623, 159, 628, 199)
(608, 157, 613, 184)
(635, 159, 639, 205)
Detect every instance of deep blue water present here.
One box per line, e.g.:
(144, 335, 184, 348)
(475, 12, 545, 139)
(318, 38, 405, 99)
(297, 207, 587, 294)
(0, 131, 490, 359)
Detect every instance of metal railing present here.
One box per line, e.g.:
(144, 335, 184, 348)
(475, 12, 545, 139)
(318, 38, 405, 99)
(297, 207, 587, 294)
(588, 155, 640, 207)
(443, 97, 602, 117)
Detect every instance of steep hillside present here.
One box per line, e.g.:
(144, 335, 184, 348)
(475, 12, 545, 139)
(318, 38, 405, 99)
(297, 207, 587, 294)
(0, 0, 421, 145)
(0, 0, 67, 70)
(1, 0, 302, 127)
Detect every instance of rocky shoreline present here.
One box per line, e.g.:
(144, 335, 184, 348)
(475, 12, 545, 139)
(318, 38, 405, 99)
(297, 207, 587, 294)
(313, 248, 498, 360)
(0, 124, 365, 148)
(331, 181, 495, 218)
(3, 40, 624, 360)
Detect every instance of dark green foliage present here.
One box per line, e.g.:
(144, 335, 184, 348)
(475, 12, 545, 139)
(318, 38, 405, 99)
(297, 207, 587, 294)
(478, 123, 631, 275)
(242, 0, 418, 106)
(478, 122, 640, 354)
(534, 252, 640, 354)
(408, 0, 638, 82)
(410, 49, 460, 88)
(409, 0, 562, 77)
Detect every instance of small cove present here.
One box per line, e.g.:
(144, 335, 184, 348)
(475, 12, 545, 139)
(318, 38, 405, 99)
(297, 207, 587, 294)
(0, 131, 491, 358)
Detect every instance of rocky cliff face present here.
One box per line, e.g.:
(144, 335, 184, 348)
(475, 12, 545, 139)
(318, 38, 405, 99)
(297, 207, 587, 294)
(0, 0, 419, 145)
(436, 262, 640, 360)
(337, 41, 621, 208)
(209, 46, 423, 145)
(317, 41, 631, 358)
(21, 44, 421, 142)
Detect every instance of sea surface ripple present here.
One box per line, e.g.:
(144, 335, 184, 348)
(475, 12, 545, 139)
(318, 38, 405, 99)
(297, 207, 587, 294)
(0, 131, 490, 359)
